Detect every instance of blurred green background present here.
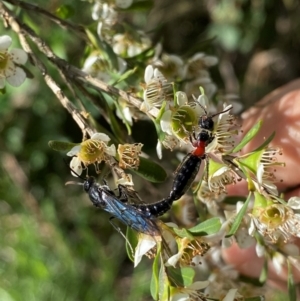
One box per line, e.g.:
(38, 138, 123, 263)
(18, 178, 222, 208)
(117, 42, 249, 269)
(1, 0, 299, 300)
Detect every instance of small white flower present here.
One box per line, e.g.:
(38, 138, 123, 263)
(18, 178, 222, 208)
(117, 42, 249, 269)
(82, 52, 126, 82)
(171, 281, 210, 301)
(250, 197, 300, 242)
(0, 35, 28, 89)
(159, 91, 198, 141)
(92, 2, 117, 25)
(153, 53, 186, 80)
(142, 65, 172, 111)
(134, 234, 157, 267)
(204, 104, 236, 154)
(67, 132, 116, 176)
(112, 33, 151, 57)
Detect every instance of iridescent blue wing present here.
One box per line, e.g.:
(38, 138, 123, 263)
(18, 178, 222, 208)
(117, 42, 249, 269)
(89, 184, 160, 236)
(103, 196, 160, 236)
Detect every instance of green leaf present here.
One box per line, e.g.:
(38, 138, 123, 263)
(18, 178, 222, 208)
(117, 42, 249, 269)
(55, 4, 74, 19)
(167, 267, 195, 287)
(48, 140, 78, 152)
(125, 227, 138, 262)
(288, 260, 297, 301)
(114, 101, 132, 136)
(226, 192, 252, 237)
(131, 157, 167, 183)
(231, 120, 262, 153)
(259, 257, 268, 284)
(113, 67, 137, 85)
(159, 263, 170, 301)
(107, 107, 126, 143)
(252, 131, 276, 152)
(173, 227, 194, 239)
(85, 29, 119, 70)
(150, 246, 161, 300)
(188, 217, 221, 235)
(222, 196, 247, 205)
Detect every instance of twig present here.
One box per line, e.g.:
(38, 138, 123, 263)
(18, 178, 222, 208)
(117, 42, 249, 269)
(3, 0, 87, 40)
(0, 2, 155, 181)
(0, 1, 159, 117)
(0, 2, 95, 137)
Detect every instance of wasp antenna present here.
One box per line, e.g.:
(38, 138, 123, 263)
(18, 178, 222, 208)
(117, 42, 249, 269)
(70, 169, 87, 180)
(63, 158, 87, 180)
(194, 97, 208, 115)
(211, 104, 233, 118)
(65, 181, 84, 186)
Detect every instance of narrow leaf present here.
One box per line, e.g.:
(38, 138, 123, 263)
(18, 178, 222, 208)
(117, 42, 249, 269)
(150, 245, 161, 300)
(48, 140, 78, 152)
(259, 257, 268, 284)
(231, 121, 262, 153)
(288, 260, 297, 301)
(131, 157, 167, 183)
(107, 107, 126, 143)
(172, 227, 194, 240)
(113, 68, 137, 84)
(159, 262, 170, 301)
(55, 4, 74, 19)
(167, 267, 195, 287)
(226, 192, 252, 237)
(125, 227, 138, 262)
(188, 217, 221, 235)
(252, 131, 276, 152)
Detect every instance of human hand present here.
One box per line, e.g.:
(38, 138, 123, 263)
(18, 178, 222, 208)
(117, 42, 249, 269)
(223, 79, 300, 291)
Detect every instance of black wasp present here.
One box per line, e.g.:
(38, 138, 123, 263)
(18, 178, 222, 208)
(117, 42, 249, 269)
(81, 176, 162, 236)
(168, 104, 233, 201)
(117, 184, 174, 217)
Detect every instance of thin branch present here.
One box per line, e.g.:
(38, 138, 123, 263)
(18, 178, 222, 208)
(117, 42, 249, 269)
(3, 0, 87, 40)
(0, 1, 159, 117)
(0, 2, 95, 137)
(0, 2, 155, 181)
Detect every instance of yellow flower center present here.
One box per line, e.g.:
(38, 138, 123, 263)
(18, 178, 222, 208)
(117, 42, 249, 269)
(171, 106, 197, 139)
(78, 139, 106, 164)
(259, 204, 287, 229)
(0, 51, 9, 71)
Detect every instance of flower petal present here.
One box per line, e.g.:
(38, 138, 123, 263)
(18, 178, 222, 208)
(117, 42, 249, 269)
(0, 35, 12, 50)
(160, 110, 173, 135)
(70, 157, 83, 176)
(166, 252, 181, 267)
(287, 197, 300, 210)
(144, 65, 154, 83)
(105, 144, 116, 156)
(6, 67, 26, 87)
(188, 281, 210, 290)
(156, 140, 162, 159)
(134, 235, 156, 267)
(10, 48, 28, 64)
(91, 132, 110, 142)
(175, 91, 188, 106)
(67, 145, 81, 156)
(171, 293, 189, 301)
